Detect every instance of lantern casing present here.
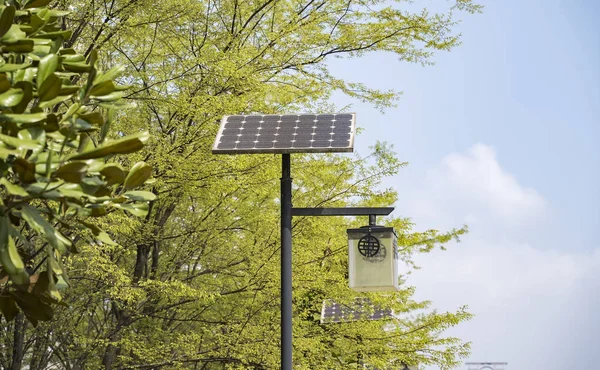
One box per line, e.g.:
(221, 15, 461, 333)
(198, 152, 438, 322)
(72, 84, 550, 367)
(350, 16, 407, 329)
(347, 226, 399, 292)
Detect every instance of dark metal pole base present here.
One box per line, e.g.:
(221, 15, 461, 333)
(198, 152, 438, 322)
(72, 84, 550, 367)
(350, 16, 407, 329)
(280, 154, 293, 370)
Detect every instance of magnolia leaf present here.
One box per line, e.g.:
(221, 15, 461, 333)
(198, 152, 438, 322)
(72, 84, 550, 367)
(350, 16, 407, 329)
(18, 126, 45, 143)
(38, 73, 61, 102)
(93, 65, 126, 85)
(24, 0, 53, 9)
(38, 94, 71, 108)
(10, 291, 53, 322)
(79, 111, 104, 126)
(13, 158, 36, 183)
(54, 161, 88, 183)
(112, 202, 149, 217)
(0, 6, 15, 39)
(90, 91, 124, 102)
(69, 131, 149, 160)
(35, 30, 72, 40)
(32, 272, 49, 295)
(1, 24, 26, 43)
(100, 163, 125, 185)
(37, 55, 59, 90)
(0, 217, 28, 285)
(58, 85, 79, 95)
(0, 146, 20, 159)
(13, 81, 33, 113)
(123, 161, 152, 190)
(55, 276, 68, 290)
(20, 206, 71, 254)
(0, 178, 29, 196)
(123, 190, 156, 202)
(97, 231, 117, 245)
(0, 75, 10, 93)
(0, 112, 46, 123)
(62, 61, 90, 73)
(0, 61, 31, 72)
(0, 296, 19, 322)
(0, 133, 41, 150)
(0, 88, 23, 107)
(89, 80, 115, 96)
(4, 39, 34, 53)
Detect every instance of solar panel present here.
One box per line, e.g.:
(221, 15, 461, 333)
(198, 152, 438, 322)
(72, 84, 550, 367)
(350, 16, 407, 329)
(212, 113, 355, 154)
(320, 298, 392, 324)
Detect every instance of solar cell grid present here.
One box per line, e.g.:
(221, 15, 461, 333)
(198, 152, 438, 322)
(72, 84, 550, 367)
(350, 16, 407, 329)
(212, 113, 355, 154)
(320, 298, 392, 324)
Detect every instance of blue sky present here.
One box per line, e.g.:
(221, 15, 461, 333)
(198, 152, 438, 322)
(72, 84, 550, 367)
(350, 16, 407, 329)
(329, 0, 599, 369)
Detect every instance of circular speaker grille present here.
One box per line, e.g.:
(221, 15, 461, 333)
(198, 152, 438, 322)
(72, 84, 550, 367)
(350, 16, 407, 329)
(358, 234, 380, 257)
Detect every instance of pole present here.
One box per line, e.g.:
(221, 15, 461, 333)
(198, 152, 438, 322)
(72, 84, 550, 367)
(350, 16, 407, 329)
(280, 154, 293, 370)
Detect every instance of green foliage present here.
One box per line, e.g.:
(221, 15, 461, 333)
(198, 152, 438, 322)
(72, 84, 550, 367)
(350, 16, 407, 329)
(0, 0, 152, 325)
(0, 0, 481, 369)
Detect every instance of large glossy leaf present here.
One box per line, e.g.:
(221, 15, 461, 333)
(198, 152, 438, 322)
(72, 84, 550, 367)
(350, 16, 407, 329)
(80, 220, 117, 246)
(0, 6, 15, 39)
(0, 74, 10, 93)
(24, 0, 53, 9)
(0, 216, 29, 285)
(89, 80, 115, 96)
(13, 158, 36, 183)
(123, 161, 152, 190)
(37, 54, 58, 90)
(69, 131, 149, 160)
(0, 178, 29, 196)
(20, 206, 71, 254)
(112, 202, 149, 217)
(100, 163, 125, 185)
(93, 65, 126, 85)
(0, 133, 41, 150)
(0, 88, 23, 107)
(79, 111, 104, 126)
(13, 81, 33, 113)
(0, 61, 31, 72)
(38, 73, 61, 102)
(1, 24, 26, 43)
(90, 90, 125, 102)
(10, 291, 53, 323)
(62, 61, 91, 73)
(54, 161, 88, 183)
(3, 39, 34, 53)
(0, 296, 19, 322)
(0, 112, 46, 123)
(123, 190, 156, 202)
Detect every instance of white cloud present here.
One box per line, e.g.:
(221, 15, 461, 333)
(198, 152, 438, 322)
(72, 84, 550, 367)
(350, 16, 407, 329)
(405, 144, 547, 234)
(397, 144, 599, 370)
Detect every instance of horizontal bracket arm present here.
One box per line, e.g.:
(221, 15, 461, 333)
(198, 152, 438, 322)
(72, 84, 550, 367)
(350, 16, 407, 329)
(291, 207, 394, 217)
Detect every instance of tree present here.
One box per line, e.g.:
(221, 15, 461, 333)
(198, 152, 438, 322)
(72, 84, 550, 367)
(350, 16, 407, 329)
(0, 0, 154, 367)
(0, 0, 481, 368)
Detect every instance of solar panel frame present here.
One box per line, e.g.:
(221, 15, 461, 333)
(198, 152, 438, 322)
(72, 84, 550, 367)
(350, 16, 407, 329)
(212, 113, 356, 154)
(320, 298, 392, 324)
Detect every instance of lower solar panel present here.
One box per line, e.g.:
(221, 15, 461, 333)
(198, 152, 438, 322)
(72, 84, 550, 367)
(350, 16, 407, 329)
(320, 298, 392, 324)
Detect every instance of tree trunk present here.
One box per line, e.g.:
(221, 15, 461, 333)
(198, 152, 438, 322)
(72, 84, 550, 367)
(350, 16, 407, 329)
(10, 313, 25, 370)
